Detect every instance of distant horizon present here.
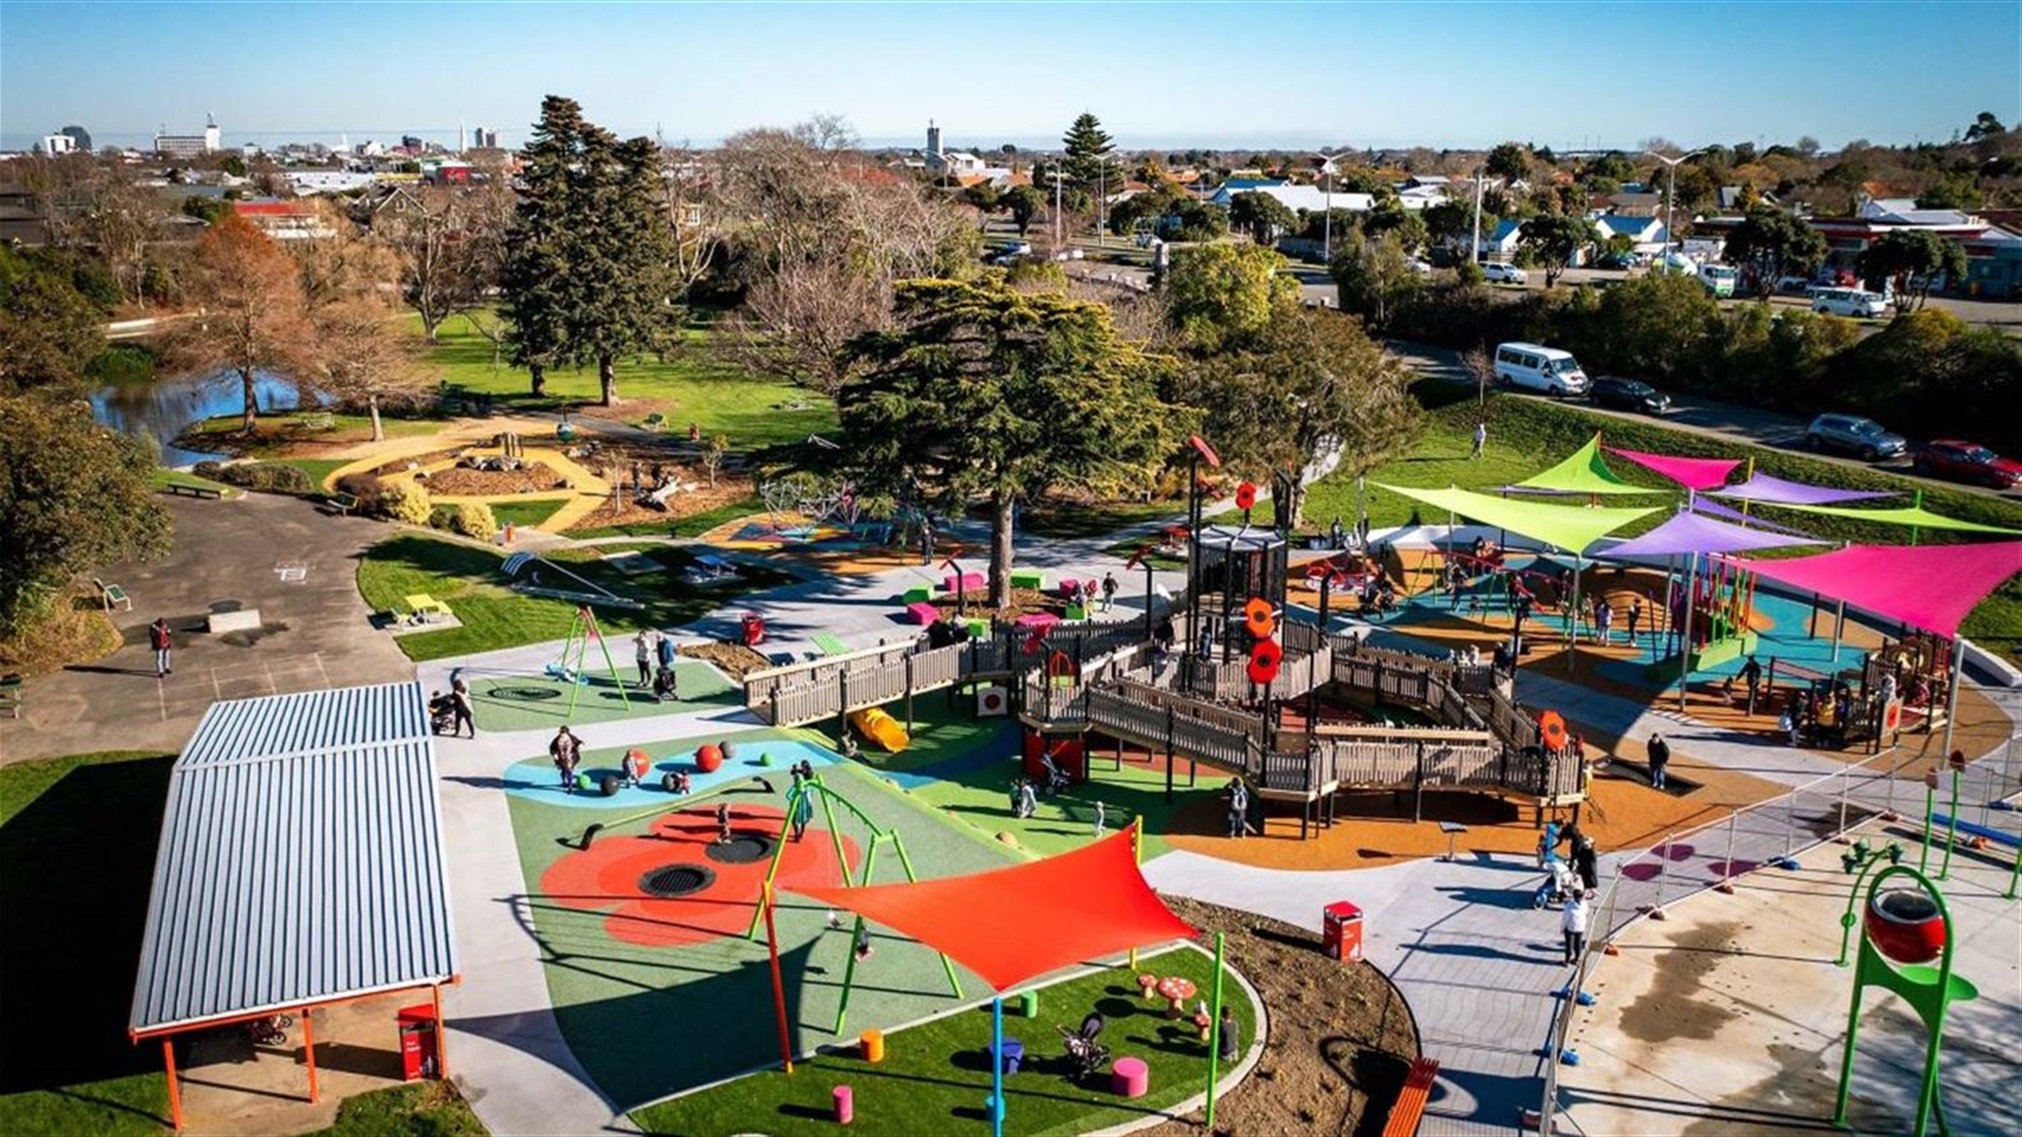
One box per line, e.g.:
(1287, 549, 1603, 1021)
(5, 2, 2015, 157)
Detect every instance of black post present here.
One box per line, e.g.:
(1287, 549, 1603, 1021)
(1143, 559, 1155, 644)
(1185, 452, 1202, 695)
(1164, 706, 1177, 803)
(904, 654, 915, 732)
(1413, 741, 1425, 823)
(836, 666, 849, 742)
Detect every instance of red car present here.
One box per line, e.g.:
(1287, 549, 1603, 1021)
(1912, 440, 2022, 490)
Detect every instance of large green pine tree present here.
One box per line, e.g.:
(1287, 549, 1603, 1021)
(1062, 112, 1119, 200)
(500, 95, 585, 398)
(840, 280, 1186, 606)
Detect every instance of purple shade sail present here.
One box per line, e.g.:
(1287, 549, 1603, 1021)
(1602, 511, 1823, 558)
(1709, 472, 1896, 505)
(1689, 496, 1821, 539)
(1606, 448, 1742, 492)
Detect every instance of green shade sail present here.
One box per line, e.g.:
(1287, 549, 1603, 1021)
(1513, 434, 1665, 497)
(1376, 483, 1660, 553)
(1762, 502, 2022, 536)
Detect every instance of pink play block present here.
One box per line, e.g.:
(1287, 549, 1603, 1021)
(906, 601, 940, 625)
(943, 572, 985, 594)
(1013, 611, 1061, 630)
(834, 1084, 853, 1124)
(1112, 1055, 1149, 1098)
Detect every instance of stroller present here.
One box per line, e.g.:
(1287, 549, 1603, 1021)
(428, 691, 457, 735)
(1533, 859, 1580, 909)
(1057, 1013, 1109, 1080)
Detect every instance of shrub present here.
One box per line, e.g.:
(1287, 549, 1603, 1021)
(377, 481, 433, 526)
(429, 501, 497, 542)
(191, 460, 313, 495)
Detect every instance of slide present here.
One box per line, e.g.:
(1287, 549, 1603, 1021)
(849, 707, 911, 753)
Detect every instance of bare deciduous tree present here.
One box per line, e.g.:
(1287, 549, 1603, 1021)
(374, 181, 511, 342)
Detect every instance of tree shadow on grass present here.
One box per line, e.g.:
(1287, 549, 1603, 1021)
(0, 756, 175, 1095)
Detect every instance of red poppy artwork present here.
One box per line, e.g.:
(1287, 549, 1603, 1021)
(540, 805, 857, 948)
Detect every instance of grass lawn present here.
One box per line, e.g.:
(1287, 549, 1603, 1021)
(264, 457, 352, 488)
(181, 410, 440, 457)
(490, 497, 569, 530)
(422, 312, 838, 450)
(0, 751, 176, 1137)
(356, 534, 797, 662)
(632, 941, 1259, 1137)
(307, 1081, 485, 1137)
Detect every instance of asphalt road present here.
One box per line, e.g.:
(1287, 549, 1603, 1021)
(1386, 339, 2022, 505)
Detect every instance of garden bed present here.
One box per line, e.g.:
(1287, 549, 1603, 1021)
(678, 640, 772, 681)
(422, 459, 568, 496)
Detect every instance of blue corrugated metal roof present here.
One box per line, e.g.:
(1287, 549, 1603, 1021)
(131, 682, 456, 1035)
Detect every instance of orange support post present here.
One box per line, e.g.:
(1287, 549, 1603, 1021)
(762, 883, 794, 1074)
(432, 983, 449, 1079)
(302, 1007, 319, 1102)
(162, 1038, 184, 1132)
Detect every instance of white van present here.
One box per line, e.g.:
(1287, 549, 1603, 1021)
(1699, 264, 1739, 298)
(1811, 287, 1890, 318)
(1494, 342, 1590, 396)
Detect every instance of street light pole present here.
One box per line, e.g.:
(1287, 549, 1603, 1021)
(1644, 148, 1704, 273)
(1048, 168, 1066, 251)
(1314, 152, 1337, 262)
(1470, 164, 1485, 266)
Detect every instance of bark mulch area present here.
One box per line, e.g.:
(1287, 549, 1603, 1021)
(421, 461, 568, 496)
(679, 641, 772, 682)
(566, 469, 755, 533)
(372, 448, 465, 477)
(926, 586, 1069, 625)
(1144, 896, 1419, 1137)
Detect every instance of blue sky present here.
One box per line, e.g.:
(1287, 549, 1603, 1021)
(4, 1, 2016, 151)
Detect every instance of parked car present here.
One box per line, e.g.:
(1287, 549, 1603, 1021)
(1912, 440, 2022, 490)
(1593, 252, 1637, 271)
(1812, 286, 1890, 318)
(1405, 257, 1434, 276)
(1775, 274, 1817, 295)
(1493, 342, 1589, 396)
(1805, 414, 1908, 461)
(1482, 262, 1528, 284)
(1589, 376, 1672, 415)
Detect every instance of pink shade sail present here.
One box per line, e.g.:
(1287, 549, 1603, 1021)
(1605, 448, 1742, 492)
(1710, 472, 1896, 505)
(1723, 542, 2022, 638)
(1604, 511, 1822, 558)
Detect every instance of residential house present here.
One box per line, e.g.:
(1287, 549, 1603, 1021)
(1605, 191, 1664, 217)
(1479, 219, 1523, 259)
(1592, 215, 1669, 257)
(1208, 183, 1374, 215)
(232, 198, 336, 240)
(290, 170, 378, 195)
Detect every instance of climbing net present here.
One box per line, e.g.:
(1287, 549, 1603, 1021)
(760, 473, 862, 538)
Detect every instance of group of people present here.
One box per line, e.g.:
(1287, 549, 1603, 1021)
(1583, 593, 1646, 646)
(633, 630, 681, 703)
(1539, 820, 1600, 963)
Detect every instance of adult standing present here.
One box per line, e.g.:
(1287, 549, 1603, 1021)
(790, 770, 814, 841)
(1594, 598, 1613, 645)
(550, 726, 582, 793)
(1561, 889, 1591, 965)
(1626, 597, 1644, 646)
(1471, 420, 1488, 459)
(1647, 732, 1671, 790)
(1100, 572, 1119, 613)
(920, 516, 936, 565)
(1225, 778, 1251, 839)
(148, 617, 173, 678)
(1741, 654, 1764, 714)
(633, 631, 652, 687)
(450, 672, 476, 738)
(656, 631, 677, 678)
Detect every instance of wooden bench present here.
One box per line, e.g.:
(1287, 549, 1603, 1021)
(0, 674, 22, 720)
(295, 412, 336, 432)
(93, 577, 131, 612)
(164, 481, 225, 500)
(327, 492, 361, 516)
(1380, 1057, 1440, 1137)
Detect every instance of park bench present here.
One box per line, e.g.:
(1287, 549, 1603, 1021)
(326, 492, 361, 517)
(0, 674, 22, 720)
(164, 481, 225, 500)
(1380, 1056, 1441, 1137)
(642, 412, 667, 430)
(294, 412, 336, 432)
(93, 577, 131, 612)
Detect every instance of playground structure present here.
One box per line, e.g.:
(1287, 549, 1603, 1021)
(502, 551, 644, 610)
(1834, 865, 1978, 1137)
(545, 606, 633, 718)
(758, 473, 863, 541)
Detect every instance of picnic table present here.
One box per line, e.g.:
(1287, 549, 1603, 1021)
(405, 594, 452, 624)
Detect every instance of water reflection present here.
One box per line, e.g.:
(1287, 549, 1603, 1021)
(90, 369, 310, 466)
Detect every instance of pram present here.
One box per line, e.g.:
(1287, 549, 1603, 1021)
(1056, 1013, 1109, 1079)
(428, 691, 457, 735)
(1533, 859, 1580, 909)
(1038, 753, 1070, 796)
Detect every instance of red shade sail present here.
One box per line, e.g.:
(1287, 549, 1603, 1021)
(789, 830, 1196, 991)
(1724, 542, 2022, 638)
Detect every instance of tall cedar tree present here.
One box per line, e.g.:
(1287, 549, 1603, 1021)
(174, 211, 316, 431)
(841, 280, 1185, 607)
(1062, 112, 1119, 200)
(501, 96, 587, 399)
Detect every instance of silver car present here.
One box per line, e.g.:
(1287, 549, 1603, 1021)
(1482, 262, 1528, 284)
(1806, 413, 1907, 461)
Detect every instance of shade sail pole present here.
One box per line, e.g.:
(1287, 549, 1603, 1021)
(991, 995, 1005, 1137)
(1911, 489, 1923, 547)
(762, 883, 794, 1074)
(1567, 553, 1581, 675)
(1678, 552, 1700, 712)
(1206, 931, 1228, 1129)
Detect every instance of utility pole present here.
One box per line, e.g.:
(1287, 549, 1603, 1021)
(1048, 168, 1066, 251)
(1470, 164, 1485, 265)
(1315, 152, 1337, 263)
(1645, 148, 1704, 273)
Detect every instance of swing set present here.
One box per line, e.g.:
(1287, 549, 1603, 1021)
(743, 773, 963, 1033)
(545, 606, 633, 717)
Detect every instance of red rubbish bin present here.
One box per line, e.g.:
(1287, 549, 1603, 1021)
(398, 1004, 440, 1081)
(1322, 901, 1363, 963)
(741, 612, 765, 647)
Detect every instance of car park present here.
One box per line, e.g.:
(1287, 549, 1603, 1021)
(1589, 376, 1671, 415)
(1493, 342, 1589, 396)
(1482, 262, 1528, 284)
(1805, 413, 1907, 461)
(1912, 439, 2022, 490)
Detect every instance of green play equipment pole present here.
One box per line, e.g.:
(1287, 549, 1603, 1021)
(1918, 774, 1936, 874)
(1832, 864, 1977, 1137)
(1937, 765, 1962, 881)
(1205, 931, 1227, 1130)
(888, 831, 964, 999)
(1836, 855, 1892, 968)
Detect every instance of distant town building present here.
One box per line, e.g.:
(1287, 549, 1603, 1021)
(289, 170, 379, 195)
(155, 114, 222, 158)
(231, 198, 336, 240)
(36, 133, 76, 155)
(59, 124, 92, 152)
(400, 135, 425, 152)
(923, 120, 984, 176)
(472, 126, 500, 149)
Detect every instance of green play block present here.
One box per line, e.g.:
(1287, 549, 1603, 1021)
(1011, 568, 1049, 590)
(901, 585, 933, 603)
(1018, 989, 1038, 1017)
(962, 618, 990, 639)
(1065, 603, 1087, 621)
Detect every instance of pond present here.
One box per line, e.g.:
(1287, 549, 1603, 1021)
(90, 369, 311, 467)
